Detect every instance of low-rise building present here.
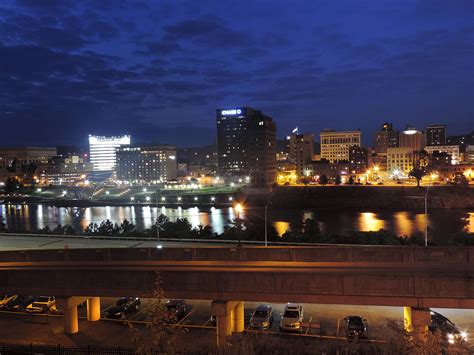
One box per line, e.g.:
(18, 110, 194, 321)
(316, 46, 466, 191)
(36, 155, 93, 185)
(424, 145, 460, 165)
(387, 147, 417, 177)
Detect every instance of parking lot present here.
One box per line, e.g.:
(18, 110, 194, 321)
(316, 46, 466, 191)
(1, 297, 473, 347)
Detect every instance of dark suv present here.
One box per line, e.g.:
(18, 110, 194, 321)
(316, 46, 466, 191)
(429, 311, 467, 344)
(165, 299, 187, 323)
(344, 316, 369, 339)
(104, 297, 140, 319)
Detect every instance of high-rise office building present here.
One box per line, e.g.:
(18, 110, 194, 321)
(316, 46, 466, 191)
(216, 107, 276, 188)
(320, 130, 361, 163)
(387, 126, 425, 176)
(426, 125, 446, 146)
(288, 133, 314, 176)
(88, 135, 130, 172)
(399, 126, 425, 151)
(374, 123, 399, 154)
(349, 146, 368, 166)
(116, 145, 177, 183)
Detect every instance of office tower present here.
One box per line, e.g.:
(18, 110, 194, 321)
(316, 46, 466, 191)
(320, 130, 361, 163)
(88, 135, 130, 171)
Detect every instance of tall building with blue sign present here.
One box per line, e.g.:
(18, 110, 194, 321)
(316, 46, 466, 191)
(216, 107, 276, 188)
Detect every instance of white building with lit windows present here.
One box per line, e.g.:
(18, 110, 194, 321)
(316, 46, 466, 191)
(88, 135, 130, 172)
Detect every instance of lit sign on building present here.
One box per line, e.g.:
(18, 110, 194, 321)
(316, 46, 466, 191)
(221, 109, 242, 115)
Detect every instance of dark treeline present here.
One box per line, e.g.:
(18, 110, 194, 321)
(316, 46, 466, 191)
(1, 215, 473, 246)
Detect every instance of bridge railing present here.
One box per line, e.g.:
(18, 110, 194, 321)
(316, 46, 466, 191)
(0, 232, 472, 265)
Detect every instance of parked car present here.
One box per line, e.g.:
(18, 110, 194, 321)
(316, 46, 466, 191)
(26, 296, 56, 313)
(249, 304, 273, 330)
(165, 299, 188, 323)
(3, 295, 37, 312)
(279, 303, 304, 333)
(104, 297, 140, 319)
(429, 311, 468, 344)
(344, 316, 369, 339)
(0, 295, 16, 309)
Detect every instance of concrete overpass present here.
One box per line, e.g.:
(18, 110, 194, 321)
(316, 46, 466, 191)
(1, 245, 473, 344)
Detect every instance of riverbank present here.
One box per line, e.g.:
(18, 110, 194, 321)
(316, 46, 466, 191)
(2, 185, 474, 210)
(265, 185, 474, 209)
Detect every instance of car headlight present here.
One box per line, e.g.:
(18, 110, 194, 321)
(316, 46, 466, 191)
(460, 331, 468, 340)
(448, 333, 454, 340)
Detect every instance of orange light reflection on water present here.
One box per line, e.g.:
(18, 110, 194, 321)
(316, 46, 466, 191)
(274, 221, 290, 236)
(358, 212, 385, 232)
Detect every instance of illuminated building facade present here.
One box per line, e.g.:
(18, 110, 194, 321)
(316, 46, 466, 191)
(288, 133, 314, 176)
(216, 107, 276, 188)
(320, 130, 361, 163)
(116, 145, 177, 183)
(426, 125, 446, 146)
(88, 135, 130, 172)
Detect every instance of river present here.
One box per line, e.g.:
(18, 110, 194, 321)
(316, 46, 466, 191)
(1, 203, 473, 244)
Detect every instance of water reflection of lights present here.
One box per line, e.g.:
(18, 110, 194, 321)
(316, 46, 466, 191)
(467, 213, 474, 233)
(393, 211, 413, 236)
(274, 221, 290, 236)
(358, 212, 385, 231)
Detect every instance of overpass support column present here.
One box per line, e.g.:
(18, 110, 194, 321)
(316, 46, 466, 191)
(87, 297, 101, 321)
(211, 300, 240, 346)
(234, 301, 244, 333)
(64, 297, 79, 334)
(404, 307, 431, 341)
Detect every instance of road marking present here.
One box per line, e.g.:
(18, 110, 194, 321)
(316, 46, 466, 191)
(176, 310, 193, 325)
(202, 317, 211, 327)
(129, 242, 143, 248)
(305, 316, 312, 335)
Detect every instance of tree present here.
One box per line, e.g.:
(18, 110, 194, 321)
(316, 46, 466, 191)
(4, 177, 21, 194)
(130, 272, 180, 354)
(119, 219, 136, 235)
(0, 217, 7, 232)
(453, 173, 469, 186)
(409, 166, 426, 187)
(335, 175, 342, 185)
(319, 174, 328, 185)
(348, 176, 355, 185)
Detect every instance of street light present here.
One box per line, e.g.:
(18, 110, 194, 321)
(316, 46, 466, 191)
(424, 184, 430, 247)
(234, 203, 244, 246)
(265, 193, 273, 247)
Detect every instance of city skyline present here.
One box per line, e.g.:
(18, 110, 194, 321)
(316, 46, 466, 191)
(1, 0, 472, 147)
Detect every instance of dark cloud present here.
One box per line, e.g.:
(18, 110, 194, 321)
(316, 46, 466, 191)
(0, 1, 472, 147)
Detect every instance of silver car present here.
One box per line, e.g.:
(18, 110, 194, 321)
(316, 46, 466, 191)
(250, 304, 273, 330)
(279, 303, 304, 333)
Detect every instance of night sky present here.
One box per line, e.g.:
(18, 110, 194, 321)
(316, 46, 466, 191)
(1, 0, 473, 148)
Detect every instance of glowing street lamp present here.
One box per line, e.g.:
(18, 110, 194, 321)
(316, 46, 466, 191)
(146, 196, 150, 202)
(211, 196, 215, 202)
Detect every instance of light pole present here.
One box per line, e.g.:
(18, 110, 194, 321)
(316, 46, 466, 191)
(235, 203, 243, 246)
(156, 194, 160, 240)
(265, 193, 273, 247)
(424, 184, 430, 247)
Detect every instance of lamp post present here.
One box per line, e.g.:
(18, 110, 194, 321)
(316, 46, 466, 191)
(265, 193, 273, 247)
(156, 194, 160, 240)
(235, 203, 243, 246)
(424, 184, 430, 247)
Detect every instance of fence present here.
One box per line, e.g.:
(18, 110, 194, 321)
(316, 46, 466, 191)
(0, 343, 142, 355)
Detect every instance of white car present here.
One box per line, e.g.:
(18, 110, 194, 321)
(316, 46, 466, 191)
(26, 296, 56, 313)
(279, 303, 304, 333)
